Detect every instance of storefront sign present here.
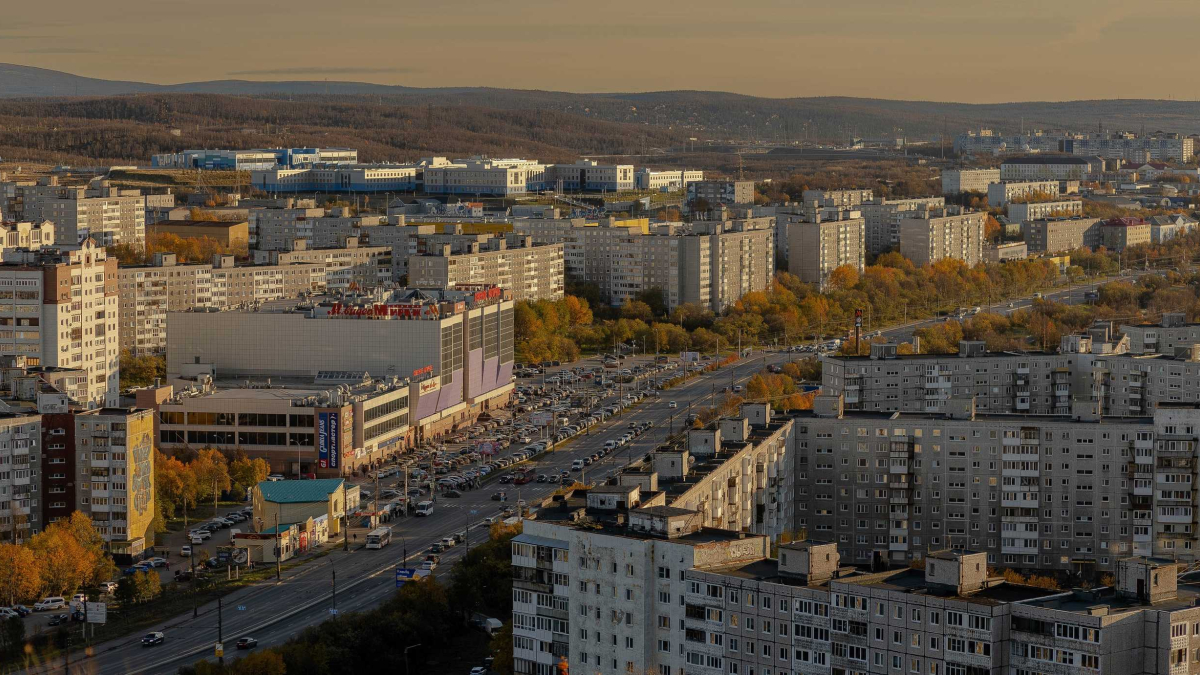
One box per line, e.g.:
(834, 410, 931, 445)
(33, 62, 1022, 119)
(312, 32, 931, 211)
(318, 411, 340, 469)
(327, 303, 438, 319)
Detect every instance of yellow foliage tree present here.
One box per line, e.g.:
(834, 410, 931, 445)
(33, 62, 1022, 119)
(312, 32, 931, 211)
(0, 543, 40, 605)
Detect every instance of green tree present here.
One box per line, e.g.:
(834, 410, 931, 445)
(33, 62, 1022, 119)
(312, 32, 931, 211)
(230, 456, 270, 500)
(488, 621, 514, 675)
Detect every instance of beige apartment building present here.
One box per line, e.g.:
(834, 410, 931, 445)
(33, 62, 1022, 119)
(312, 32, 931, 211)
(75, 407, 155, 559)
(0, 221, 54, 253)
(940, 167, 1000, 194)
(117, 254, 327, 355)
(986, 180, 1061, 207)
(787, 211, 866, 288)
(1006, 199, 1083, 223)
(1100, 217, 1152, 251)
(0, 240, 118, 407)
(252, 239, 391, 292)
(796, 394, 1200, 571)
(899, 211, 985, 267)
(406, 238, 564, 301)
(1022, 216, 1103, 253)
(859, 197, 944, 254)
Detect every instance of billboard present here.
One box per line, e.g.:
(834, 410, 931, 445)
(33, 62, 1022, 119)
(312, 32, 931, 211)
(680, 351, 700, 363)
(318, 412, 341, 469)
(530, 411, 553, 426)
(85, 602, 107, 624)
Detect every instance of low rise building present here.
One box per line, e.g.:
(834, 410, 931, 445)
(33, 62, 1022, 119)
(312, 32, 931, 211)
(634, 168, 704, 191)
(1000, 154, 1094, 180)
(1099, 217, 1151, 251)
(940, 168, 1000, 194)
(1022, 216, 1103, 254)
(1148, 214, 1198, 243)
(250, 478, 357, 545)
(986, 180, 1061, 207)
(147, 219, 249, 247)
(545, 160, 634, 192)
(153, 147, 358, 170)
(251, 164, 417, 194)
(0, 221, 54, 253)
(982, 241, 1027, 263)
(1006, 199, 1083, 223)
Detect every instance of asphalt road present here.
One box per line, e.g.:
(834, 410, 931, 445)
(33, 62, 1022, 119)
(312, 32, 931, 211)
(32, 352, 785, 675)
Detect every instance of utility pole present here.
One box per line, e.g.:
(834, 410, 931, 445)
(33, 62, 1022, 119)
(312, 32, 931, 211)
(217, 596, 224, 667)
(274, 513, 281, 581)
(404, 644, 422, 675)
(331, 563, 337, 613)
(190, 543, 197, 617)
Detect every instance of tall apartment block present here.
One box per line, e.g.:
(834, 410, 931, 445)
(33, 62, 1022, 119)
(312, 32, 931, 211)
(0, 411, 42, 544)
(688, 180, 756, 207)
(940, 168, 1000, 194)
(11, 180, 146, 248)
(406, 237, 565, 301)
(787, 210, 866, 288)
(0, 240, 118, 407)
(802, 189, 875, 209)
(248, 205, 329, 250)
(899, 211, 985, 268)
(75, 407, 155, 559)
(859, 197, 945, 255)
(793, 393, 1200, 572)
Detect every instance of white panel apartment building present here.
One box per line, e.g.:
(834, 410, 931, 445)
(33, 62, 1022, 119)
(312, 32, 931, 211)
(940, 169, 1000, 195)
(248, 206, 327, 249)
(1006, 200, 1083, 223)
(407, 240, 565, 301)
(0, 240, 118, 407)
(985, 181, 1061, 208)
(899, 211, 986, 268)
(23, 186, 146, 248)
(423, 158, 542, 196)
(787, 211, 866, 288)
(635, 169, 705, 191)
(859, 198, 945, 255)
(0, 411, 42, 544)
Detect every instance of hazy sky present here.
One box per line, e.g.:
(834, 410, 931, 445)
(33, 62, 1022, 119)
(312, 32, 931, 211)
(1, 0, 1196, 103)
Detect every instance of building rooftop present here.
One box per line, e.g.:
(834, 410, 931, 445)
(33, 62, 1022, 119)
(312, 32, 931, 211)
(1003, 155, 1091, 166)
(1023, 580, 1200, 614)
(844, 568, 1059, 606)
(257, 478, 346, 504)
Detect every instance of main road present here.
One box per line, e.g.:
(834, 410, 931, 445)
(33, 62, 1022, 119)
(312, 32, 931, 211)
(34, 352, 786, 675)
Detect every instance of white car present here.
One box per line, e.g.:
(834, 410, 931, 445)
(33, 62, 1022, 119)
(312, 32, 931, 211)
(0, 608, 18, 620)
(34, 597, 66, 611)
(668, 401, 677, 408)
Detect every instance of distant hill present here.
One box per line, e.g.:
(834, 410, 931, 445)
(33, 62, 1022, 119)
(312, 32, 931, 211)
(3, 63, 1200, 143)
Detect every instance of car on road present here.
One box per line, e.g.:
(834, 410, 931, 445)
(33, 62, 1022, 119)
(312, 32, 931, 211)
(188, 529, 212, 541)
(141, 632, 165, 647)
(430, 542, 443, 554)
(668, 401, 677, 408)
(180, 545, 192, 557)
(236, 637, 258, 650)
(444, 490, 463, 498)
(441, 536, 458, 548)
(491, 491, 507, 501)
(421, 559, 438, 571)
(123, 563, 152, 575)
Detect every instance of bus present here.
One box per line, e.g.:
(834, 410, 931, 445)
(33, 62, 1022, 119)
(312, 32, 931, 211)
(512, 467, 536, 485)
(365, 527, 391, 550)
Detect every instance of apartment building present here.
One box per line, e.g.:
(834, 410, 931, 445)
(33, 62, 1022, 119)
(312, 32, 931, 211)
(1000, 155, 1095, 181)
(1021, 217, 1103, 254)
(16, 183, 146, 248)
(1148, 214, 1199, 244)
(406, 238, 565, 301)
(986, 181, 1062, 208)
(635, 168, 704, 191)
(794, 394, 1200, 571)
(940, 168, 1000, 194)
(252, 240, 391, 292)
(152, 147, 358, 170)
(545, 160, 634, 192)
(1099, 217, 1151, 251)
(247, 205, 327, 249)
(0, 240, 118, 407)
(0, 221, 54, 253)
(802, 189, 875, 209)
(1120, 313, 1200, 355)
(0, 411, 42, 544)
(117, 253, 328, 355)
(955, 129, 1195, 163)
(859, 197, 945, 254)
(1006, 199, 1083, 223)
(515, 217, 774, 312)
(787, 211, 866, 288)
(899, 211, 985, 268)
(688, 180, 756, 207)
(74, 407, 154, 560)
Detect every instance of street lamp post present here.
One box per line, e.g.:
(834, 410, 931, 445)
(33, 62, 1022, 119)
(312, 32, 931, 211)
(404, 644, 422, 675)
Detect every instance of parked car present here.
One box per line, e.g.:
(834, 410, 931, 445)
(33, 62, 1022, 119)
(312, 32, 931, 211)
(34, 597, 66, 611)
(141, 632, 165, 647)
(146, 557, 168, 568)
(9, 605, 30, 617)
(99, 581, 118, 595)
(180, 545, 193, 557)
(236, 637, 258, 650)
(48, 614, 69, 626)
(0, 608, 18, 620)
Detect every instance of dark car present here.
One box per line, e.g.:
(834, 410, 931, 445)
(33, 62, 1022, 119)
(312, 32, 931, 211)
(536, 474, 547, 483)
(491, 492, 506, 501)
(236, 637, 258, 650)
(11, 605, 30, 617)
(444, 490, 462, 498)
(141, 632, 165, 647)
(48, 614, 69, 626)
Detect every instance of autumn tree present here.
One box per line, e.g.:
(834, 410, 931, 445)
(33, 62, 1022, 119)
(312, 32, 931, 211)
(192, 448, 232, 508)
(826, 265, 859, 291)
(0, 543, 40, 606)
(230, 456, 271, 500)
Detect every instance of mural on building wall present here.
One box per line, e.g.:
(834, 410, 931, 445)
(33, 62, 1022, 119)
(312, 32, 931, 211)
(129, 424, 154, 521)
